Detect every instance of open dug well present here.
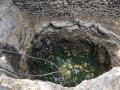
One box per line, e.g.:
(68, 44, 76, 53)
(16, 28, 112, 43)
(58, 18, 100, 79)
(1, 20, 120, 89)
(28, 39, 109, 87)
(16, 21, 120, 87)
(1, 0, 120, 89)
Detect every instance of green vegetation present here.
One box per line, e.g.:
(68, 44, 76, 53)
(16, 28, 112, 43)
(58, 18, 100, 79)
(28, 47, 106, 87)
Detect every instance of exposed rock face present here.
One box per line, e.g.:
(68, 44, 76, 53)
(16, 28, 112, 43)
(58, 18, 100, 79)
(29, 21, 120, 68)
(0, 0, 120, 89)
(0, 67, 120, 90)
(13, 0, 120, 17)
(0, 85, 9, 90)
(0, 43, 21, 72)
(0, 0, 20, 49)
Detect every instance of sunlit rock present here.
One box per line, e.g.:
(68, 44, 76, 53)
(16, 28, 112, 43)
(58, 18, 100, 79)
(0, 67, 120, 90)
(0, 0, 120, 89)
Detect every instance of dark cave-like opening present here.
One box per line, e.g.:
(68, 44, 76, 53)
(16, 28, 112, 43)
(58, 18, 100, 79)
(26, 36, 111, 87)
(0, 38, 111, 87)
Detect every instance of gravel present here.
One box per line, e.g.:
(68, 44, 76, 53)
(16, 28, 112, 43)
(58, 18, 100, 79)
(13, 0, 120, 18)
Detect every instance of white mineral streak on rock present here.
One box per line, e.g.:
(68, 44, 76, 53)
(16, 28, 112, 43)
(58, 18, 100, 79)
(117, 50, 120, 58)
(0, 55, 13, 71)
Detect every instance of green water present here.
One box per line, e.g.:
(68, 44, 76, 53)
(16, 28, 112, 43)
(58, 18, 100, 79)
(29, 47, 106, 87)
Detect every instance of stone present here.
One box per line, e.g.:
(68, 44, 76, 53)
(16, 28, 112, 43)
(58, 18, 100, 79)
(0, 85, 10, 90)
(31, 21, 120, 68)
(0, 0, 120, 89)
(0, 67, 120, 90)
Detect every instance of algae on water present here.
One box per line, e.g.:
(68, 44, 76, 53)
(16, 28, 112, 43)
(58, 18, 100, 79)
(28, 46, 106, 87)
